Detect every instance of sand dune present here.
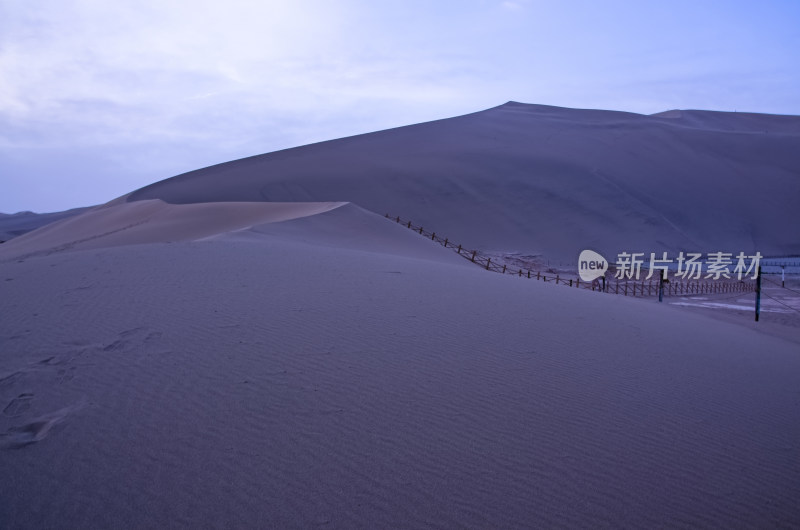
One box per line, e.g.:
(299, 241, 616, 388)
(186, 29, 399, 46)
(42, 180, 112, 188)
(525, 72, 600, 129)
(1, 228, 798, 528)
(212, 202, 471, 265)
(2, 102, 799, 528)
(127, 102, 800, 260)
(0, 200, 346, 260)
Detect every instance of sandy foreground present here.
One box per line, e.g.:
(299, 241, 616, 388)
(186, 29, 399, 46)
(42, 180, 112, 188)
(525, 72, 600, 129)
(1, 204, 799, 528)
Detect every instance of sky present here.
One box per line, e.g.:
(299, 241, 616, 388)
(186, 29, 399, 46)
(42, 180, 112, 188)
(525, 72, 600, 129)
(2, 0, 799, 213)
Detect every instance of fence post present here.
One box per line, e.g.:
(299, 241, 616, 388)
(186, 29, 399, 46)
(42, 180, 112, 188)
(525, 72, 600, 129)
(431, 232, 436, 240)
(570, 279, 573, 287)
(755, 265, 762, 322)
(577, 278, 581, 288)
(527, 270, 531, 278)
(444, 238, 448, 247)
(537, 271, 540, 280)
(502, 265, 507, 273)
(471, 251, 476, 263)
(407, 221, 411, 229)
(486, 258, 491, 271)
(556, 274, 559, 284)
(659, 270, 664, 302)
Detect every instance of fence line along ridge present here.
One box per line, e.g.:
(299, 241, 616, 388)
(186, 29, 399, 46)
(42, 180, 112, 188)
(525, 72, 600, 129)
(385, 214, 757, 298)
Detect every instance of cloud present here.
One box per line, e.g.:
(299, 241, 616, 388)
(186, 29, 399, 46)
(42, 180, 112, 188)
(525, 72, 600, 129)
(0, 1, 482, 151)
(501, 1, 523, 10)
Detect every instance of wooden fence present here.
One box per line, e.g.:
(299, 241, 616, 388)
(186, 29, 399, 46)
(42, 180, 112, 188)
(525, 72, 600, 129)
(386, 214, 757, 298)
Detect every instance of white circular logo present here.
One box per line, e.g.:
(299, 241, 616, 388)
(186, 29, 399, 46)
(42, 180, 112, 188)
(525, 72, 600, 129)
(578, 250, 608, 282)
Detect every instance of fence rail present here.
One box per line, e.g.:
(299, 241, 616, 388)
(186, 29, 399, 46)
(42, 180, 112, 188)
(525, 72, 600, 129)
(386, 214, 757, 298)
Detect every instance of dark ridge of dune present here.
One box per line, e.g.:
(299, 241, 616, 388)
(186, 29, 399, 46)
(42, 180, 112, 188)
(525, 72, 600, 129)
(127, 102, 800, 261)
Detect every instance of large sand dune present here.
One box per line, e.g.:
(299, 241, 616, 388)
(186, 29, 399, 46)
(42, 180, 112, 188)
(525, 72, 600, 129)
(1, 221, 799, 527)
(127, 102, 800, 260)
(1, 102, 799, 528)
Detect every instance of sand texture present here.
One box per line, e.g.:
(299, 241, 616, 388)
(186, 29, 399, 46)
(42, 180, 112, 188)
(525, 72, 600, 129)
(1, 103, 799, 528)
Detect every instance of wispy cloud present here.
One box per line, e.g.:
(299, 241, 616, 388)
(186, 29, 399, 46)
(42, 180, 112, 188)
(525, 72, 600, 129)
(501, 1, 524, 11)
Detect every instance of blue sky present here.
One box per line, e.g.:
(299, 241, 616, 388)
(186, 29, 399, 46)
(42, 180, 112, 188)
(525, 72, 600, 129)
(2, 0, 799, 212)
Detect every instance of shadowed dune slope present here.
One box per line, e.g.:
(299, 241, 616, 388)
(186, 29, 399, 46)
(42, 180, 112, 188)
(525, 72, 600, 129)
(128, 102, 800, 260)
(0, 200, 471, 266)
(209, 202, 472, 265)
(0, 207, 91, 242)
(0, 200, 346, 260)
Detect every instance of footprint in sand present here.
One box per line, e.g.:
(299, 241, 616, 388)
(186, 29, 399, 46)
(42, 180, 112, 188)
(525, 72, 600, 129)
(1, 417, 58, 449)
(103, 327, 147, 352)
(3, 393, 33, 417)
(0, 402, 82, 450)
(102, 327, 167, 354)
(0, 370, 24, 389)
(57, 367, 76, 384)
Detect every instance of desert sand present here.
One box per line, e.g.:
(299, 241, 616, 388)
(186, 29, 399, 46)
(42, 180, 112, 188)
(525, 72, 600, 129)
(1, 103, 799, 528)
(128, 101, 800, 261)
